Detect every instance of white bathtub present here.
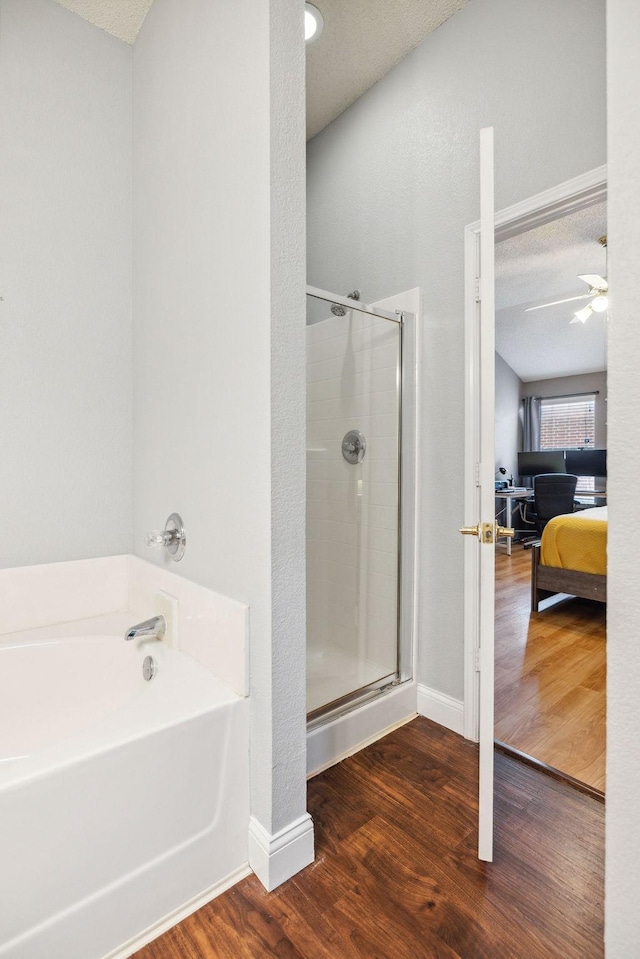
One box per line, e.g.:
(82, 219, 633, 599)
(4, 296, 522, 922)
(0, 613, 250, 959)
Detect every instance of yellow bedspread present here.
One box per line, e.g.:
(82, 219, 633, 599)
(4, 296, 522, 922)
(540, 506, 607, 575)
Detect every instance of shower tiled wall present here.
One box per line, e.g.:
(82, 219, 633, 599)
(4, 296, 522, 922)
(306, 309, 400, 706)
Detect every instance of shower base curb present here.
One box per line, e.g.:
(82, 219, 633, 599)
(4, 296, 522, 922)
(306, 680, 417, 777)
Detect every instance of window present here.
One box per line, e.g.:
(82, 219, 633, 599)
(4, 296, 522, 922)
(540, 394, 597, 489)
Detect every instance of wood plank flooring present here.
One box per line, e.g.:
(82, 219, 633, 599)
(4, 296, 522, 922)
(133, 718, 604, 959)
(494, 543, 606, 791)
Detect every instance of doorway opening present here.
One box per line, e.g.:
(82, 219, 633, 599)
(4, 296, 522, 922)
(493, 200, 607, 795)
(464, 166, 607, 798)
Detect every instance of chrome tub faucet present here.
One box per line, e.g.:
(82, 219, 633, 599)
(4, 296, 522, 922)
(124, 615, 166, 642)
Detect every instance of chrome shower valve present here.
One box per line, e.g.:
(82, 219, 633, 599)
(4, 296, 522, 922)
(145, 513, 186, 561)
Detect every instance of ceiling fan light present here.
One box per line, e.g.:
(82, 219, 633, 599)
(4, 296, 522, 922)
(591, 294, 608, 312)
(573, 305, 593, 323)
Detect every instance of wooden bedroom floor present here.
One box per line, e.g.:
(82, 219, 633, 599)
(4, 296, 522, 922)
(494, 543, 606, 792)
(133, 717, 604, 959)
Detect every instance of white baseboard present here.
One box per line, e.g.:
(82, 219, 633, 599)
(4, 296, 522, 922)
(417, 683, 464, 736)
(104, 864, 252, 959)
(248, 813, 314, 892)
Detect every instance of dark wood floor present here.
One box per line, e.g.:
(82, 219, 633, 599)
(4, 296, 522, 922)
(495, 544, 606, 791)
(134, 718, 604, 959)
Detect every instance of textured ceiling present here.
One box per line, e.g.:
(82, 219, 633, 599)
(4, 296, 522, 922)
(53, 0, 153, 44)
(496, 202, 608, 382)
(54, 0, 468, 136)
(305, 0, 467, 139)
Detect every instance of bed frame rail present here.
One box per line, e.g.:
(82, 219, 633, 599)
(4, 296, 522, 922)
(531, 544, 607, 612)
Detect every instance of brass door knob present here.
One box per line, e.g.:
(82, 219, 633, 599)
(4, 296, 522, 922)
(460, 523, 515, 543)
(496, 525, 515, 538)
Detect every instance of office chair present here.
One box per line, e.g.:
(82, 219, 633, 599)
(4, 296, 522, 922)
(527, 473, 578, 536)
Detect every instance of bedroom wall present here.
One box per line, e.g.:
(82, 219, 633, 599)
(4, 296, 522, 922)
(306, 0, 606, 701)
(495, 352, 522, 483)
(521, 370, 607, 449)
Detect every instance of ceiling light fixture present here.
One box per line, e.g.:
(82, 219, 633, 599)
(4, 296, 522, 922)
(591, 294, 608, 313)
(571, 283, 609, 323)
(305, 3, 323, 43)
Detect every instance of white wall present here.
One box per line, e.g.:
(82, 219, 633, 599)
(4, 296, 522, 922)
(132, 0, 307, 856)
(306, 310, 400, 709)
(0, 0, 132, 569)
(605, 0, 640, 950)
(495, 352, 522, 482)
(307, 0, 606, 700)
(132, 0, 270, 599)
(267, 0, 308, 845)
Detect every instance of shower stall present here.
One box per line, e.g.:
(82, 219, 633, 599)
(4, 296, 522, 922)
(305, 286, 417, 765)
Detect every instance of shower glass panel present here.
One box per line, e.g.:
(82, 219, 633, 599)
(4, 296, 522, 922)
(306, 289, 402, 719)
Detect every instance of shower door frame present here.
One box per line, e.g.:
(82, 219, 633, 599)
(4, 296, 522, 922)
(305, 285, 415, 727)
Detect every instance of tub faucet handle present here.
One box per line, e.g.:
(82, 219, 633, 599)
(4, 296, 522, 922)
(145, 529, 175, 549)
(144, 513, 186, 562)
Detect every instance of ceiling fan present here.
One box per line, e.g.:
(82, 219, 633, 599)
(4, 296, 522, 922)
(523, 235, 608, 323)
(524, 273, 608, 323)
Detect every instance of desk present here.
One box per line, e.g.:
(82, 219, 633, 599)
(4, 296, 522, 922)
(494, 489, 532, 555)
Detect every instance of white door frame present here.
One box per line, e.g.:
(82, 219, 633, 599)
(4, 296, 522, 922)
(462, 164, 607, 742)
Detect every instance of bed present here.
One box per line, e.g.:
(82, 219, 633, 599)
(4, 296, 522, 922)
(531, 506, 607, 612)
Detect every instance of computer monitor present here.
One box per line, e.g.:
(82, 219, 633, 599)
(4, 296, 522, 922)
(565, 448, 607, 478)
(517, 449, 566, 478)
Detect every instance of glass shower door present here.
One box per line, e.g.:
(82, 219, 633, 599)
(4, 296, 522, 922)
(306, 289, 402, 720)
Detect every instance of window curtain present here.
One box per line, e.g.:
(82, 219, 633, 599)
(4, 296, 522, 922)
(522, 396, 541, 451)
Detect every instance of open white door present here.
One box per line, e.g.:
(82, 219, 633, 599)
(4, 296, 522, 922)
(461, 127, 511, 862)
(463, 159, 607, 861)
(477, 127, 496, 862)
